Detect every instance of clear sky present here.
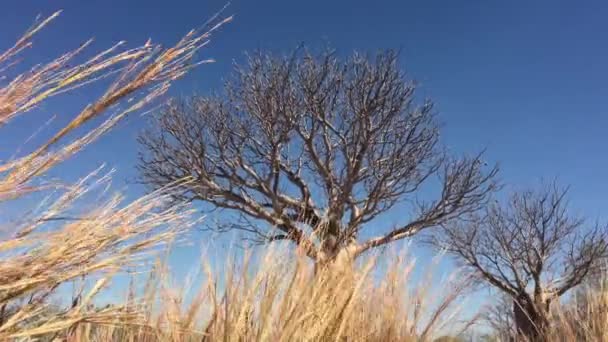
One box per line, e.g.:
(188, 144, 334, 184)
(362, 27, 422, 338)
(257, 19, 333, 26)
(2, 0, 608, 316)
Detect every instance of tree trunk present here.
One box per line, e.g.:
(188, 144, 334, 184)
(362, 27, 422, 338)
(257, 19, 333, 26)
(512, 295, 549, 341)
(314, 236, 357, 277)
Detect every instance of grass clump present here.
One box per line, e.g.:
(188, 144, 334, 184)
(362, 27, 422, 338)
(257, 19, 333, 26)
(0, 10, 228, 340)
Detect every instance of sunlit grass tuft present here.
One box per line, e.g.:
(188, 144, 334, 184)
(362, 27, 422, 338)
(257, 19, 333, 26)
(0, 9, 229, 340)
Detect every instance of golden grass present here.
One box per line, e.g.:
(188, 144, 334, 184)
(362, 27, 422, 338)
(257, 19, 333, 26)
(0, 9, 229, 340)
(58, 247, 476, 341)
(545, 279, 608, 342)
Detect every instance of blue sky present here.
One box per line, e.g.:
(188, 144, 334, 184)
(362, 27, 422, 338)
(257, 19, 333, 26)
(3, 0, 607, 211)
(2, 0, 608, 316)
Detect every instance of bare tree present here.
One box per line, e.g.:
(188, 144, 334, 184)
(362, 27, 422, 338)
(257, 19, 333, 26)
(483, 294, 516, 341)
(138, 49, 497, 266)
(432, 183, 608, 340)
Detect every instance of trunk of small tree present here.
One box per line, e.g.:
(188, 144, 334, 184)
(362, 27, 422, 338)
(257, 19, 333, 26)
(512, 294, 550, 341)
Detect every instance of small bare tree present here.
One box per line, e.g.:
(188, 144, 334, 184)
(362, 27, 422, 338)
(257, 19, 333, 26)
(138, 49, 497, 266)
(483, 294, 516, 341)
(432, 183, 608, 340)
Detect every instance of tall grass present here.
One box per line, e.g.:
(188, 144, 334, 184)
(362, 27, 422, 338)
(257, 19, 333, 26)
(0, 10, 229, 340)
(546, 279, 608, 342)
(61, 247, 476, 341)
(480, 280, 608, 341)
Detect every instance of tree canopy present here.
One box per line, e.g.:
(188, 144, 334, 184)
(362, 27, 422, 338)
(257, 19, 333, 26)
(138, 49, 498, 264)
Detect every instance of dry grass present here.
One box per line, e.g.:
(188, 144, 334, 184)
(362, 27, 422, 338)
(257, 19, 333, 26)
(486, 279, 608, 341)
(0, 10, 229, 340)
(545, 279, 608, 342)
(1, 9, 607, 342)
(60, 247, 476, 341)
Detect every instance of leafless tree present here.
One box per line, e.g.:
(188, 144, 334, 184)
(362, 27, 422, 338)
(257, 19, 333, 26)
(138, 49, 497, 266)
(432, 183, 608, 341)
(483, 294, 516, 341)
